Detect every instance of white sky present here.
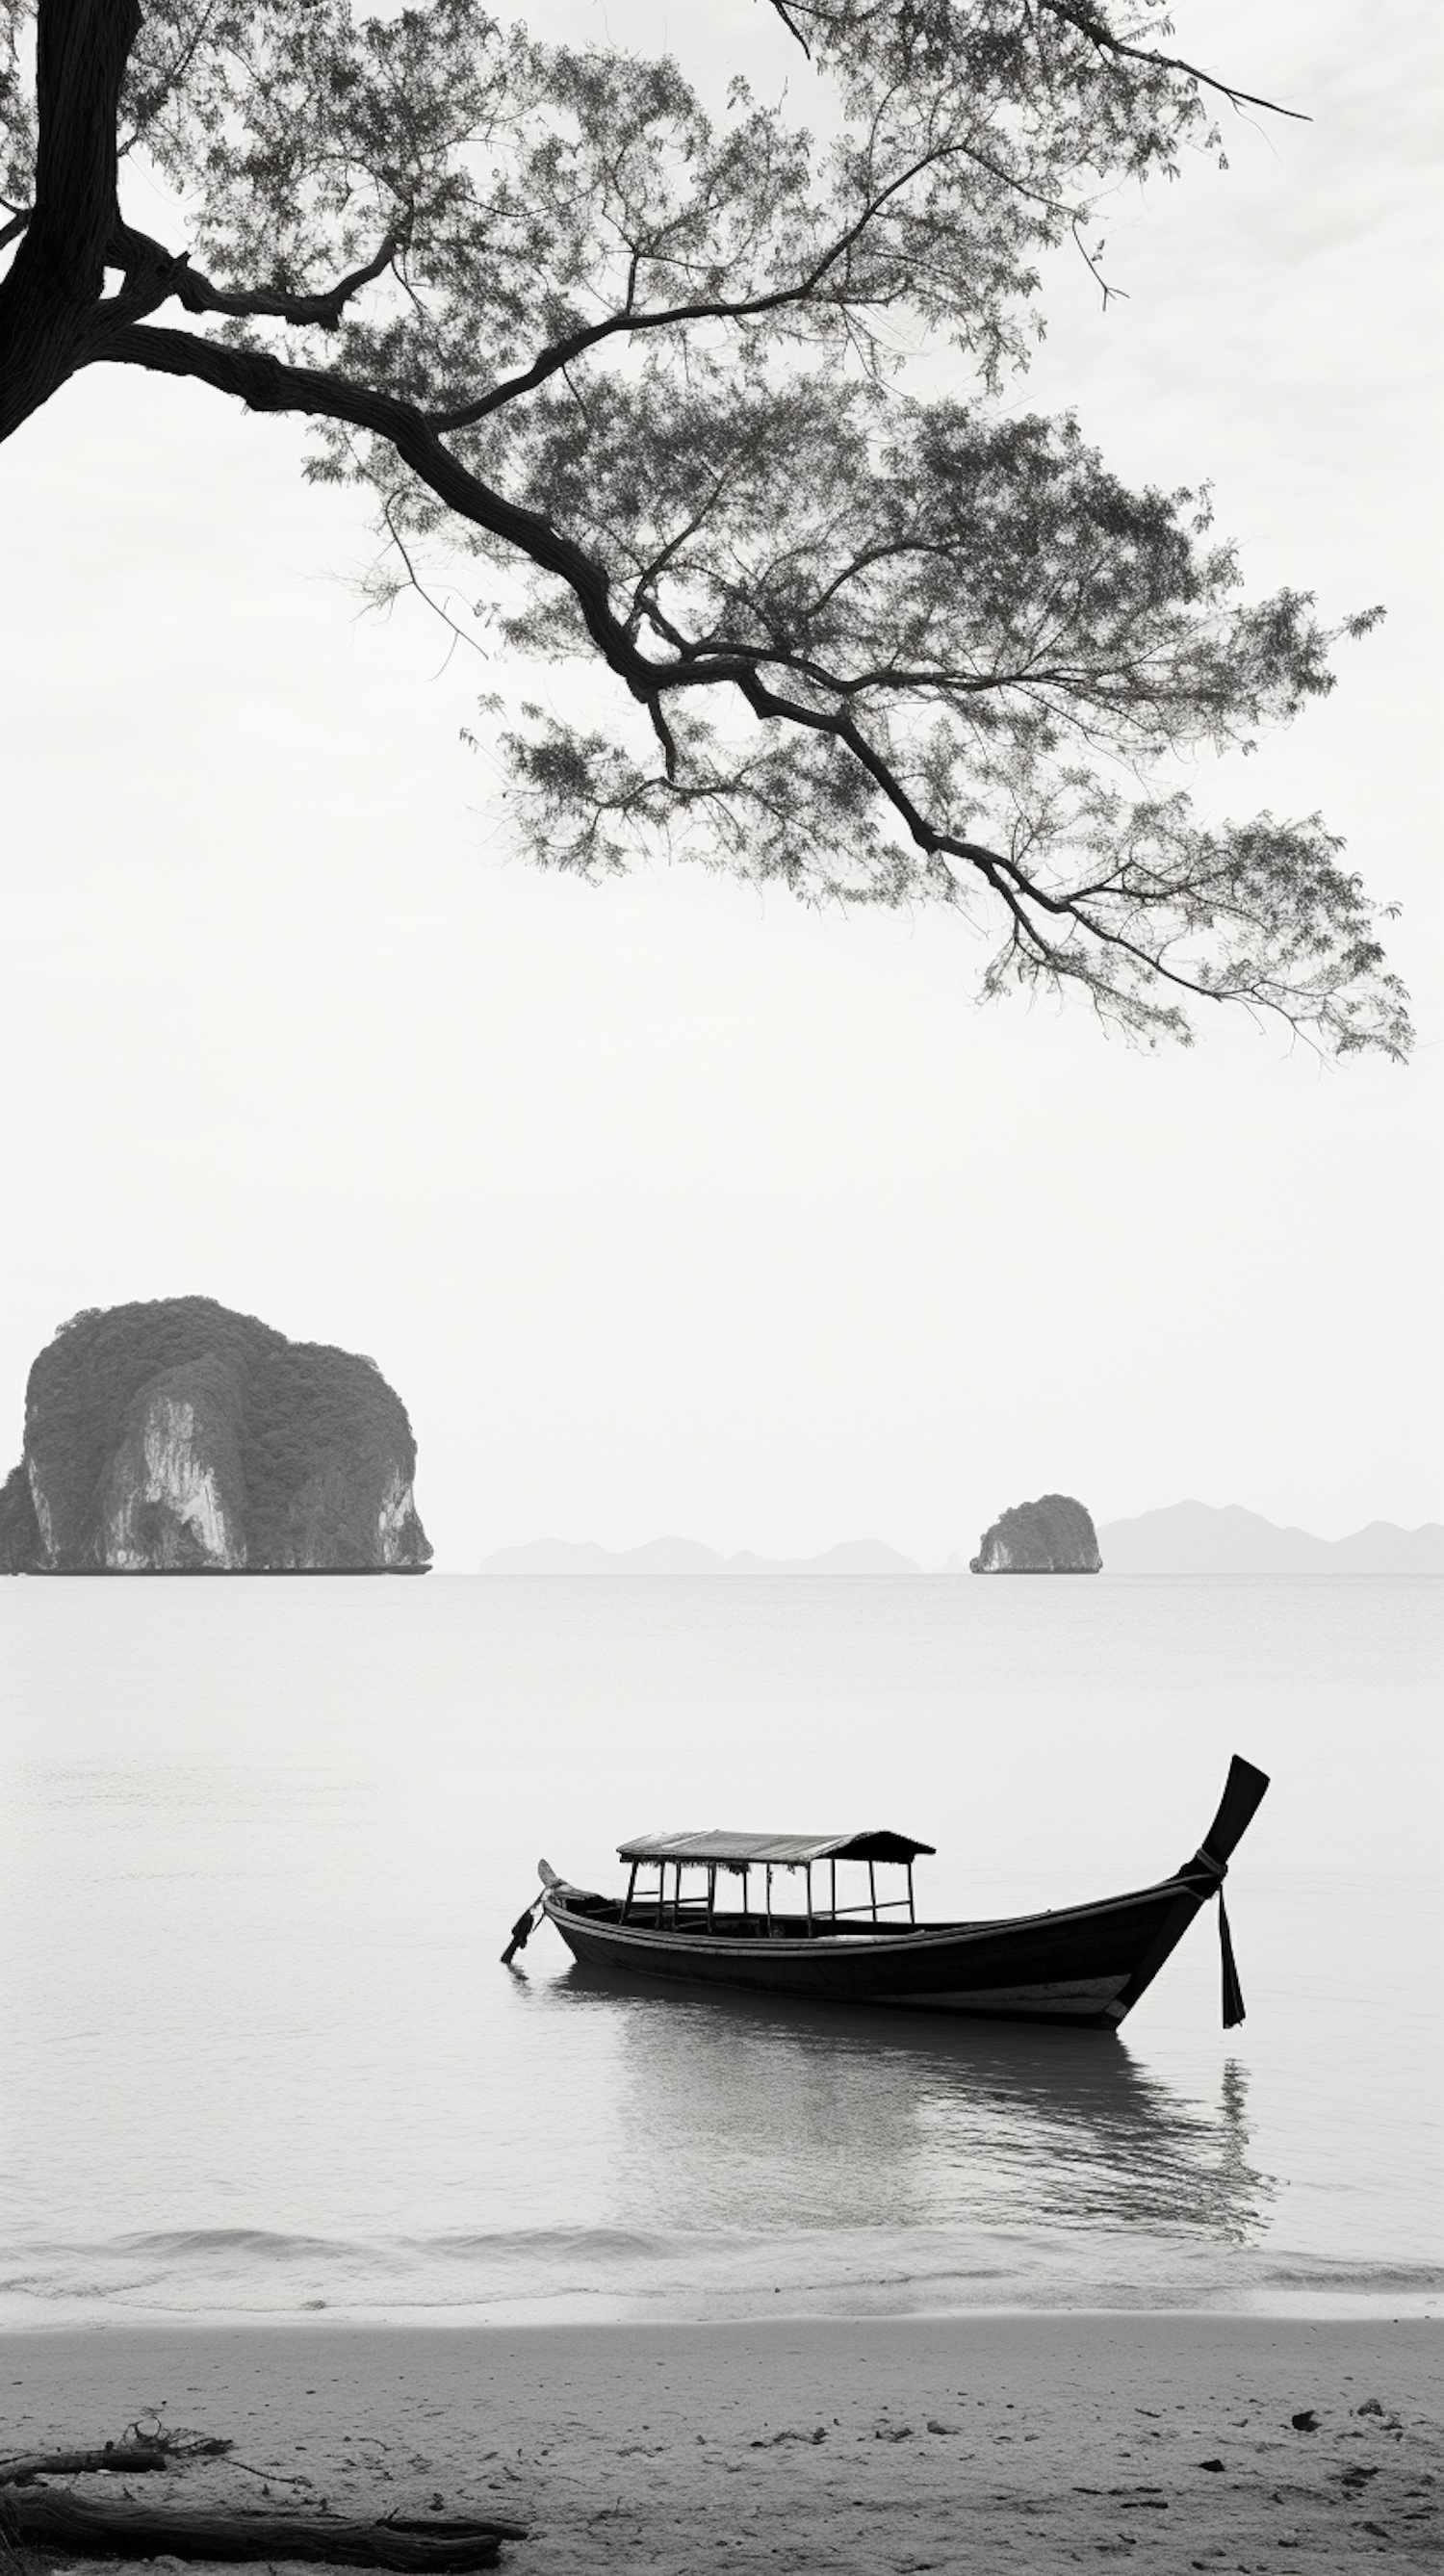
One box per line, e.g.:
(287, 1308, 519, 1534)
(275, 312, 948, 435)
(1, 0, 1439, 1564)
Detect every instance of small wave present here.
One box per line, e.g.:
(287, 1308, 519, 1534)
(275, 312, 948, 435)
(1260, 2255, 1444, 2295)
(4, 2222, 1439, 2328)
(113, 2228, 365, 2261)
(400, 2228, 670, 2262)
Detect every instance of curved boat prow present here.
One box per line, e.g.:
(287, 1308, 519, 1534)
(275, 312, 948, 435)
(1198, 1755, 1271, 1868)
(1174, 1754, 1270, 2031)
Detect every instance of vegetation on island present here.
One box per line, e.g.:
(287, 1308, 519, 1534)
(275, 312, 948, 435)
(0, 1295, 430, 1571)
(0, 1, 1409, 1056)
(971, 1492, 1101, 1573)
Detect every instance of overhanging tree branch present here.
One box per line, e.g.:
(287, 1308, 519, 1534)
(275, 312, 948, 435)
(1036, 0, 1308, 123)
(768, 1, 1308, 124)
(173, 228, 407, 328)
(96, 319, 659, 683)
(428, 138, 1011, 431)
(0, 0, 1406, 1055)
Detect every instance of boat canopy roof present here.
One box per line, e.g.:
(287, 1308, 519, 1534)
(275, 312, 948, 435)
(616, 1829, 936, 1867)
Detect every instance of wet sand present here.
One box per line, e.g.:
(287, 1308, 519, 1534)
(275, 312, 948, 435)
(2, 2317, 1439, 2572)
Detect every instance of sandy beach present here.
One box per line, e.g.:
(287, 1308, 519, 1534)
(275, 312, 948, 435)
(2, 2317, 1438, 2573)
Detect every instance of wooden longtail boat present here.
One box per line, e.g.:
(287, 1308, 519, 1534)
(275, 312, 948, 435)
(503, 1755, 1269, 2030)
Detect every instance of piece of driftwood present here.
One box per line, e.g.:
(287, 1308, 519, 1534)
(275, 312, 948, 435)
(0, 2445, 169, 2486)
(0, 2491, 526, 2567)
(0, 2503, 28, 2576)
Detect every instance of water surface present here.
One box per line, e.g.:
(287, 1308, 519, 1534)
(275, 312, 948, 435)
(1, 1573, 1437, 2323)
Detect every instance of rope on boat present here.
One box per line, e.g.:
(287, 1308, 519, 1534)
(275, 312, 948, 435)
(1218, 1889, 1246, 2029)
(1184, 1843, 1246, 2027)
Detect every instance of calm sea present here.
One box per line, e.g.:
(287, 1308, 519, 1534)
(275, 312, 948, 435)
(1, 1572, 1438, 2328)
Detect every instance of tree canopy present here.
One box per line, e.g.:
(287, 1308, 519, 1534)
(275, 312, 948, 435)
(0, 0, 1410, 1054)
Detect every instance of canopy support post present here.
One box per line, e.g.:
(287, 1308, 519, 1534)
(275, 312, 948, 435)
(611, 1834, 935, 1936)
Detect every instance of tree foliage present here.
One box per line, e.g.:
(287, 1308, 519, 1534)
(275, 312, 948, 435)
(0, 0, 1410, 1053)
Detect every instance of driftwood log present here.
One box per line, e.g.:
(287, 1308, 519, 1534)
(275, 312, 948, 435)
(0, 2447, 169, 2486)
(0, 2492, 525, 2567)
(0, 2432, 234, 2489)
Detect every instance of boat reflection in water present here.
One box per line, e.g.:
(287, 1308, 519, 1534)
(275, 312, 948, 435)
(534, 1963, 1274, 2303)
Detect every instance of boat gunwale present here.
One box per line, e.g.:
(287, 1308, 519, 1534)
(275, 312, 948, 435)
(542, 1868, 1202, 1959)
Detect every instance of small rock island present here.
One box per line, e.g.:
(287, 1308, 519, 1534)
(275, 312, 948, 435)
(0, 1297, 431, 1573)
(970, 1493, 1101, 1574)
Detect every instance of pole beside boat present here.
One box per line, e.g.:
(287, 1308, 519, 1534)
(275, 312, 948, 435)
(500, 1895, 543, 1965)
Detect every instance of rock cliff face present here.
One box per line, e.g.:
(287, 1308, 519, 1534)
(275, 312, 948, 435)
(0, 1298, 431, 1573)
(970, 1493, 1101, 1574)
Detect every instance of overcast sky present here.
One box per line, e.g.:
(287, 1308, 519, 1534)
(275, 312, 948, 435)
(1, 0, 1439, 1565)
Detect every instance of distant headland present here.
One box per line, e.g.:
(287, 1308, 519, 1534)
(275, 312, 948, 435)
(477, 1505, 1440, 1578)
(969, 1493, 1101, 1574)
(0, 1298, 431, 1574)
(1096, 1500, 1442, 1575)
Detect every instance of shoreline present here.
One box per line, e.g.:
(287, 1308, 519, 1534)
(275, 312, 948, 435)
(4, 2288, 1441, 2333)
(4, 2315, 1438, 2570)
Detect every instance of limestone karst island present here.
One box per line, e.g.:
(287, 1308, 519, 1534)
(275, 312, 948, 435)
(0, 1298, 431, 1574)
(970, 1493, 1101, 1573)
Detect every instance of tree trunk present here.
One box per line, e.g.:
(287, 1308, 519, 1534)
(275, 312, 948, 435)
(0, 0, 140, 443)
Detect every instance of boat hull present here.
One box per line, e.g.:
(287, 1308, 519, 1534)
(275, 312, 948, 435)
(542, 1874, 1207, 2029)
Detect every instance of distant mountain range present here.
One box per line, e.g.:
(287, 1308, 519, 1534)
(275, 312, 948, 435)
(1095, 1501, 1443, 1574)
(479, 1535, 920, 1577)
(479, 1506, 1442, 1577)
